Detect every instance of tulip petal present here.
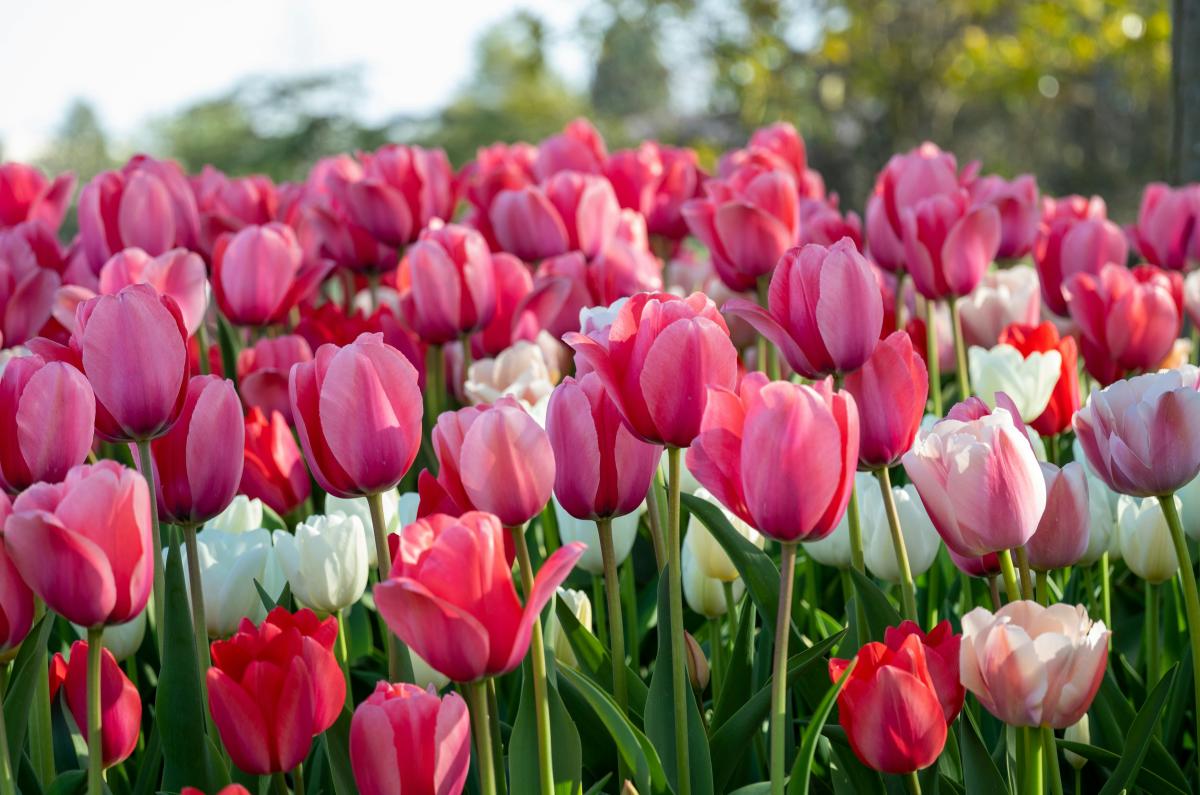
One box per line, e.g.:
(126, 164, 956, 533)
(375, 578, 491, 682)
(4, 511, 117, 627)
(497, 542, 585, 675)
(723, 297, 817, 378)
(207, 668, 274, 775)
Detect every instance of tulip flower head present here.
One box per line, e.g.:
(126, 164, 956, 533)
(53, 640, 141, 768)
(274, 513, 370, 614)
(1116, 495, 1180, 583)
(843, 330, 928, 468)
(240, 408, 312, 517)
(967, 343, 1062, 423)
(0, 493, 34, 659)
(998, 321, 1081, 436)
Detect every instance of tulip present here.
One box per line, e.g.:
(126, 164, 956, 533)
(241, 408, 312, 518)
(191, 165, 277, 256)
(54, 640, 141, 768)
(207, 608, 346, 775)
(802, 508, 851, 569)
(0, 223, 63, 348)
(274, 514, 369, 614)
(862, 481, 942, 585)
(960, 601, 1108, 728)
(204, 495, 264, 534)
(724, 238, 882, 378)
(682, 538, 744, 618)
(0, 493, 33, 659)
(187, 528, 282, 637)
(1117, 496, 1179, 583)
(553, 501, 640, 576)
(474, 252, 538, 357)
(957, 264, 1040, 348)
(349, 682, 471, 795)
(466, 339, 557, 416)
(326, 490, 418, 567)
(969, 174, 1040, 259)
(98, 247, 208, 336)
(719, 122, 813, 183)
(0, 163, 74, 231)
(461, 143, 537, 214)
(236, 335, 313, 423)
(534, 118, 607, 180)
(884, 621, 964, 722)
(1064, 716, 1090, 771)
(605, 142, 703, 241)
(5, 461, 151, 628)
(397, 222, 498, 345)
(490, 173, 621, 262)
(901, 189, 1000, 301)
(542, 588, 592, 667)
(967, 343, 1062, 423)
(1034, 195, 1128, 316)
(74, 611, 147, 663)
(842, 331, 928, 469)
(998, 322, 1080, 436)
(1133, 183, 1200, 270)
(686, 487, 765, 581)
(1079, 471, 1117, 566)
(1024, 462, 1089, 571)
(212, 223, 330, 327)
(0, 354, 95, 492)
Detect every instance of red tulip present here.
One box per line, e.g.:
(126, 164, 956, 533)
(1133, 182, 1200, 270)
(54, 641, 141, 768)
(0, 162, 75, 232)
(998, 321, 1080, 436)
(969, 174, 1040, 259)
(190, 165, 277, 257)
(98, 247, 209, 336)
(5, 461, 152, 627)
(397, 222, 497, 344)
(565, 292, 737, 448)
(0, 493, 34, 658)
(1034, 195, 1128, 316)
(829, 634, 949, 774)
(375, 511, 584, 681)
(725, 238, 883, 378)
(605, 142, 703, 241)
(901, 187, 1000, 300)
(236, 335, 313, 424)
(0, 223, 63, 347)
(1026, 462, 1090, 570)
(842, 331, 928, 469)
(212, 223, 331, 327)
(207, 608, 345, 775)
(687, 372, 859, 542)
(350, 682, 471, 795)
(290, 333, 422, 498)
(0, 354, 95, 492)
(533, 118, 607, 181)
(240, 407, 311, 517)
(883, 621, 964, 722)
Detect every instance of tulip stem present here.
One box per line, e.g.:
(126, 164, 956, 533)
(466, 680, 498, 795)
(1025, 727, 1043, 795)
(424, 344, 444, 428)
(486, 680, 508, 795)
(1042, 726, 1063, 795)
(460, 333, 473, 382)
(30, 601, 55, 788)
(1157, 493, 1200, 764)
(597, 517, 630, 781)
(86, 627, 104, 795)
(833, 372, 871, 638)
(1146, 581, 1161, 686)
(1099, 551, 1112, 630)
(272, 772, 290, 795)
(770, 541, 798, 795)
(1015, 547, 1034, 600)
(135, 439, 166, 654)
(181, 523, 219, 743)
(757, 276, 779, 380)
(997, 549, 1022, 602)
(904, 771, 922, 795)
(925, 300, 943, 416)
(948, 295, 971, 401)
(335, 609, 353, 698)
(367, 492, 414, 683)
(876, 467, 918, 621)
(0, 672, 14, 795)
(511, 525, 556, 795)
(646, 472, 668, 571)
(723, 581, 739, 648)
(666, 447, 692, 795)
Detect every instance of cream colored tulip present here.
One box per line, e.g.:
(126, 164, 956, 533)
(686, 487, 764, 582)
(464, 339, 557, 413)
(682, 537, 744, 618)
(543, 587, 592, 668)
(862, 480, 941, 583)
(958, 265, 1041, 347)
(186, 527, 283, 637)
(1063, 715, 1089, 770)
(553, 498, 640, 575)
(968, 343, 1062, 422)
(1117, 495, 1180, 583)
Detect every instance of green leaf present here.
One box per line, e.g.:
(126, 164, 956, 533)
(582, 773, 612, 795)
(1092, 668, 1189, 792)
(44, 771, 86, 795)
(787, 657, 854, 795)
(508, 655, 583, 795)
(260, 503, 288, 531)
(712, 598, 757, 730)
(847, 568, 902, 644)
(322, 706, 358, 795)
(644, 576, 715, 795)
(728, 784, 772, 795)
(1097, 664, 1178, 795)
(4, 614, 54, 764)
(130, 715, 162, 795)
(216, 311, 241, 390)
(958, 709, 1008, 795)
(553, 597, 648, 721)
(253, 578, 291, 613)
(1056, 740, 1188, 795)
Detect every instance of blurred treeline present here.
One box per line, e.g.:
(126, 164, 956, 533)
(27, 0, 1171, 222)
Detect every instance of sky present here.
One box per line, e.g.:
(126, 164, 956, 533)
(0, 0, 586, 161)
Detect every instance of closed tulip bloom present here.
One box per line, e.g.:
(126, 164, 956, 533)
(0, 224, 63, 348)
(241, 408, 312, 517)
(350, 681, 471, 795)
(55, 640, 141, 768)
(237, 335, 313, 424)
(687, 487, 765, 581)
(903, 406, 1045, 556)
(1117, 495, 1179, 583)
(208, 608, 346, 775)
(0, 354, 95, 492)
(212, 223, 330, 327)
(326, 490, 418, 567)
(290, 333, 422, 498)
(1133, 183, 1200, 270)
(803, 504, 852, 569)
(683, 537, 744, 618)
(375, 512, 584, 681)
(969, 174, 1040, 259)
(1073, 368, 1200, 497)
(902, 188, 1001, 300)
(958, 264, 1041, 348)
(687, 372, 859, 542)
(98, 247, 209, 336)
(1034, 195, 1128, 316)
(205, 495, 264, 534)
(565, 292, 737, 448)
(397, 223, 497, 344)
(606, 142, 703, 240)
(1025, 462, 1090, 571)
(274, 514, 369, 613)
(863, 481, 942, 584)
(76, 610, 147, 662)
(474, 253, 537, 357)
(533, 118, 608, 180)
(843, 331, 928, 468)
(724, 238, 882, 378)
(883, 621, 964, 722)
(452, 398, 555, 526)
(0, 493, 34, 658)
(191, 165, 277, 256)
(490, 173, 620, 262)
(140, 375, 244, 526)
(553, 499, 640, 575)
(5, 461, 151, 627)
(543, 588, 592, 667)
(0, 162, 74, 231)
(488, 185, 572, 261)
(466, 339, 557, 417)
(960, 601, 1108, 728)
(829, 634, 948, 774)
(967, 343, 1062, 423)
(999, 322, 1081, 436)
(188, 527, 282, 637)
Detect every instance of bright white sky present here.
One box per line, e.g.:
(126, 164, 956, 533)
(0, 0, 587, 160)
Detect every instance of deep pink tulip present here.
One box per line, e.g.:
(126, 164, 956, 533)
(1073, 368, 1200, 497)
(98, 247, 209, 336)
(212, 223, 331, 327)
(0, 354, 95, 492)
(533, 118, 607, 181)
(947, 548, 1000, 578)
(190, 166, 278, 257)
(969, 174, 1040, 259)
(842, 331, 928, 469)
(5, 461, 152, 627)
(1133, 182, 1200, 270)
(1025, 462, 1090, 570)
(397, 222, 497, 344)
(0, 493, 34, 658)
(290, 333, 422, 498)
(350, 682, 471, 795)
(1066, 263, 1181, 385)
(78, 155, 200, 272)
(376, 511, 584, 681)
(474, 253, 538, 358)
(1034, 195, 1128, 316)
(489, 184, 572, 261)
(0, 223, 62, 347)
(565, 292, 737, 448)
(687, 372, 859, 542)
(800, 198, 863, 249)
(547, 373, 663, 520)
(605, 142, 704, 241)
(139, 375, 244, 526)
(0, 163, 75, 232)
(237, 335, 313, 423)
(542, 172, 622, 258)
(725, 238, 882, 378)
(461, 143, 538, 212)
(901, 188, 1000, 300)
(240, 407, 312, 517)
(55, 641, 141, 768)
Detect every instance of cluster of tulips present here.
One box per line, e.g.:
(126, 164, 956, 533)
(1, 118, 1200, 795)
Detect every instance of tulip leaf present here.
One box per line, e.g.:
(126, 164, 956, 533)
(787, 656, 854, 795)
(553, 596, 648, 721)
(728, 784, 772, 795)
(3, 613, 54, 765)
(43, 770, 86, 795)
(1097, 664, 1178, 795)
(582, 773, 612, 795)
(958, 708, 1009, 795)
(130, 712, 162, 795)
(817, 726, 886, 795)
(847, 568, 902, 644)
(1161, 643, 1192, 751)
(1093, 668, 1189, 792)
(1056, 740, 1188, 795)
(254, 578, 291, 613)
(216, 311, 240, 389)
(322, 706, 358, 795)
(260, 503, 288, 531)
(509, 655, 583, 795)
(711, 598, 757, 730)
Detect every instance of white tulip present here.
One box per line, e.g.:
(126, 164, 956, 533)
(186, 528, 283, 637)
(1063, 714, 1089, 770)
(325, 490, 418, 566)
(410, 650, 451, 691)
(553, 499, 640, 576)
(1175, 474, 1200, 542)
(686, 488, 764, 582)
(862, 481, 941, 583)
(203, 495, 264, 534)
(579, 297, 628, 337)
(1117, 495, 1179, 583)
(968, 343, 1062, 422)
(274, 514, 370, 614)
(464, 339, 557, 414)
(543, 588, 592, 668)
(803, 509, 853, 570)
(74, 611, 147, 662)
(683, 537, 743, 618)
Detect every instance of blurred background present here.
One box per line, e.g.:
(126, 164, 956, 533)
(0, 0, 1177, 228)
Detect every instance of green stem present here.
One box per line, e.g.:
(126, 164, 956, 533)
(948, 295, 971, 401)
(1042, 726, 1064, 795)
(135, 439, 166, 654)
(998, 549, 1022, 603)
(86, 626, 104, 795)
(0, 669, 14, 795)
(757, 276, 779, 380)
(598, 517, 630, 782)
(30, 601, 54, 787)
(904, 770, 923, 795)
(1025, 726, 1043, 795)
(1100, 551, 1112, 631)
(723, 581, 738, 648)
(292, 763, 305, 795)
(1015, 546, 1034, 600)
(876, 467, 918, 621)
(646, 472, 668, 571)
(1036, 571, 1050, 606)
(487, 680, 508, 795)
(1146, 581, 1160, 686)
(272, 771, 289, 795)
(368, 492, 413, 682)
(833, 373, 870, 637)
(667, 447, 691, 795)
(335, 609, 353, 698)
(467, 680, 498, 795)
(511, 525, 555, 795)
(770, 542, 798, 795)
(181, 523, 218, 742)
(1158, 493, 1200, 768)
(424, 344, 444, 428)
(710, 616, 724, 702)
(925, 299, 943, 416)
(196, 321, 211, 375)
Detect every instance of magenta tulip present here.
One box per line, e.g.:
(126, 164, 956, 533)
(533, 118, 607, 180)
(212, 223, 331, 327)
(901, 188, 1000, 300)
(0, 162, 75, 232)
(0, 354, 95, 492)
(1025, 462, 1090, 571)
(0, 493, 34, 658)
(969, 174, 1040, 259)
(190, 166, 277, 256)
(1034, 195, 1128, 316)
(98, 247, 209, 336)
(490, 173, 621, 262)
(1133, 182, 1200, 270)
(842, 331, 928, 469)
(606, 142, 704, 241)
(0, 223, 63, 347)
(397, 222, 497, 344)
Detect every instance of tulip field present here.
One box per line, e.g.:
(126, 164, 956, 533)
(2, 119, 1200, 795)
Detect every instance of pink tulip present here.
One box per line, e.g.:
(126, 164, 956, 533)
(0, 163, 75, 232)
(533, 118, 607, 181)
(1034, 195, 1128, 316)
(4, 461, 152, 627)
(842, 331, 928, 469)
(212, 223, 331, 327)
(350, 682, 471, 795)
(958, 265, 1041, 348)
(1133, 182, 1200, 270)
(375, 511, 584, 681)
(190, 166, 277, 257)
(903, 405, 1045, 557)
(396, 222, 498, 344)
(461, 143, 538, 213)
(98, 247, 209, 336)
(565, 292, 737, 448)
(1025, 462, 1089, 570)
(547, 373, 663, 520)
(687, 372, 859, 542)
(0, 493, 34, 657)
(488, 185, 571, 262)
(969, 174, 1040, 259)
(960, 601, 1108, 728)
(1074, 368, 1200, 497)
(605, 142, 704, 241)
(901, 188, 1001, 300)
(237, 335, 314, 423)
(725, 238, 882, 378)
(0, 223, 63, 347)
(241, 408, 312, 517)
(54, 640, 142, 767)
(800, 198, 863, 249)
(0, 354, 95, 492)
(474, 253, 538, 358)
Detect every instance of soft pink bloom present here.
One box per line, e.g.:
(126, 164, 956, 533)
(375, 511, 584, 681)
(396, 222, 497, 345)
(237, 335, 314, 424)
(842, 331, 928, 469)
(901, 188, 1001, 300)
(0, 163, 74, 232)
(958, 265, 1041, 348)
(1034, 195, 1128, 316)
(212, 223, 332, 327)
(1025, 462, 1090, 571)
(687, 372, 859, 542)
(969, 174, 1040, 259)
(190, 166, 277, 257)
(290, 333, 423, 498)
(0, 493, 34, 657)
(4, 461, 152, 627)
(0, 223, 63, 347)
(718, 123, 821, 193)
(724, 238, 882, 378)
(948, 548, 1000, 578)
(0, 354, 95, 492)
(350, 682, 471, 795)
(605, 142, 704, 241)
(1133, 182, 1200, 270)
(533, 118, 607, 181)
(960, 601, 1108, 728)
(55, 640, 142, 767)
(98, 247, 209, 336)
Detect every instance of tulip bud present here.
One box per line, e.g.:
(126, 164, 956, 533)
(958, 265, 1040, 347)
(684, 632, 710, 693)
(543, 587, 592, 668)
(274, 514, 370, 614)
(325, 490, 419, 567)
(55, 640, 142, 768)
(1117, 496, 1179, 583)
(682, 535, 744, 618)
(862, 481, 942, 584)
(204, 495, 264, 534)
(241, 408, 312, 518)
(1063, 715, 1090, 770)
(0, 355, 96, 493)
(0, 493, 33, 661)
